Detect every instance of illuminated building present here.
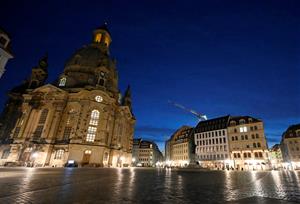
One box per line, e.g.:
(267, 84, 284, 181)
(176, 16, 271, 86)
(165, 138, 171, 162)
(280, 124, 300, 170)
(0, 24, 135, 167)
(0, 27, 13, 79)
(167, 126, 194, 167)
(269, 144, 283, 170)
(194, 115, 270, 170)
(194, 116, 230, 169)
(227, 116, 269, 170)
(132, 138, 163, 167)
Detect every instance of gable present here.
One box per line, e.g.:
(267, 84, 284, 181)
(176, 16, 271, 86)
(32, 84, 67, 95)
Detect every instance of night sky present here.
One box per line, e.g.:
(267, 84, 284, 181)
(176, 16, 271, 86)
(1, 0, 299, 152)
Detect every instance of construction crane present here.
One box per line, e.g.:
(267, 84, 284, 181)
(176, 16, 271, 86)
(168, 100, 207, 121)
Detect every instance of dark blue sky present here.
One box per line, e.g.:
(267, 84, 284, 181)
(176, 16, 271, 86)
(1, 0, 299, 151)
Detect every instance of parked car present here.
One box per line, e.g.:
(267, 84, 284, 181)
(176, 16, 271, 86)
(65, 160, 78, 168)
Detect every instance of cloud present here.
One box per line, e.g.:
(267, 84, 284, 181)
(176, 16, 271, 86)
(134, 125, 176, 143)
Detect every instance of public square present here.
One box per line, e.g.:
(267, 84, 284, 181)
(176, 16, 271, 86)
(0, 168, 299, 204)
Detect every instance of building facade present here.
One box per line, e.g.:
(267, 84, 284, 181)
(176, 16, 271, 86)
(165, 138, 171, 162)
(194, 115, 269, 170)
(0, 25, 135, 167)
(280, 124, 300, 170)
(132, 138, 163, 167)
(227, 116, 269, 170)
(269, 144, 283, 170)
(0, 28, 13, 78)
(194, 116, 230, 169)
(166, 126, 194, 167)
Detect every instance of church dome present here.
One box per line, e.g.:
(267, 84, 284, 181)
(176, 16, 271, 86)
(57, 25, 118, 97)
(64, 44, 112, 73)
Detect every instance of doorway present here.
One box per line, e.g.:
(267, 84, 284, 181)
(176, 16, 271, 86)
(82, 150, 91, 166)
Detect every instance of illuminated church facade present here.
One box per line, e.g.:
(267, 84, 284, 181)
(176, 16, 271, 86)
(0, 25, 135, 167)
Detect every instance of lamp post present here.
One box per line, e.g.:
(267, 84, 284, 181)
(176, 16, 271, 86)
(132, 157, 136, 167)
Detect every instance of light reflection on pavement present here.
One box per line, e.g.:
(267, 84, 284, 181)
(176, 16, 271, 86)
(0, 168, 299, 203)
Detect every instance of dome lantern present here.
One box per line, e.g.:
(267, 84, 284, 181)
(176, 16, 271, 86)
(93, 23, 112, 48)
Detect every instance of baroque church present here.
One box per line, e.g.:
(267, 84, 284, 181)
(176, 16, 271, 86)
(0, 25, 136, 167)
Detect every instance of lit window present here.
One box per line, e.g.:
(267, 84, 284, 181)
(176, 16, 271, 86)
(63, 127, 72, 140)
(55, 149, 64, 160)
(59, 77, 66, 86)
(84, 150, 92, 154)
(95, 33, 102, 43)
(95, 95, 103, 102)
(86, 126, 97, 142)
(89, 110, 100, 125)
(240, 126, 247, 133)
(104, 37, 110, 46)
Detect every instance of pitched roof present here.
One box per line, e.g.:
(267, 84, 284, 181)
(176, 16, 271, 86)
(229, 116, 261, 124)
(195, 115, 230, 133)
(282, 124, 300, 139)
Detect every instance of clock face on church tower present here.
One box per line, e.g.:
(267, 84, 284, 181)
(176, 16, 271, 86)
(95, 95, 103, 102)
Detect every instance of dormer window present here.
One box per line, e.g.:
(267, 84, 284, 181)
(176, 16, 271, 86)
(230, 121, 236, 126)
(239, 119, 246, 124)
(59, 77, 66, 86)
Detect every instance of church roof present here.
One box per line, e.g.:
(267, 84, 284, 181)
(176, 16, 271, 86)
(95, 23, 111, 35)
(64, 44, 113, 73)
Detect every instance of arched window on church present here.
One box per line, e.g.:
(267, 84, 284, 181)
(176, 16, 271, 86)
(99, 78, 105, 86)
(86, 110, 100, 142)
(33, 109, 48, 138)
(59, 77, 66, 87)
(97, 71, 106, 86)
(39, 109, 49, 124)
(95, 33, 102, 43)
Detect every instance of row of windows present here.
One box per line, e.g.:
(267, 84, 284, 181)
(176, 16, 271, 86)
(172, 155, 188, 160)
(139, 149, 151, 153)
(198, 145, 227, 152)
(198, 154, 228, 160)
(290, 147, 300, 151)
(232, 143, 262, 149)
(172, 148, 188, 154)
(196, 137, 227, 146)
(232, 134, 260, 141)
(139, 158, 151, 161)
(174, 143, 188, 148)
(196, 130, 226, 139)
(233, 126, 258, 133)
(233, 152, 263, 158)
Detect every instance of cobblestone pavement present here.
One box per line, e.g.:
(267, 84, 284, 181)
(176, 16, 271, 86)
(0, 168, 299, 204)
